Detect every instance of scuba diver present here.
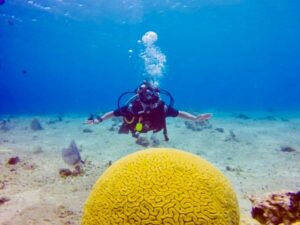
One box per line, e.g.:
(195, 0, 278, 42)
(87, 81, 212, 141)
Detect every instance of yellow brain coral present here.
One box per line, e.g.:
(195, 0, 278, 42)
(82, 148, 240, 225)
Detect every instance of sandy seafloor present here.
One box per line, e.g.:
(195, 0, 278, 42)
(0, 110, 300, 225)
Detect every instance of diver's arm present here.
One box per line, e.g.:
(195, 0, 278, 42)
(177, 111, 212, 121)
(86, 111, 116, 124)
(177, 111, 197, 120)
(94, 111, 115, 123)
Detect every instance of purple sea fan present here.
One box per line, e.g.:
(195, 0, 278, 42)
(62, 140, 84, 166)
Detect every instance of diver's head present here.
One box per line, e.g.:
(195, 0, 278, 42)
(137, 81, 160, 105)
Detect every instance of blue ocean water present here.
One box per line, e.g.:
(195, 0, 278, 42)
(1, 0, 300, 115)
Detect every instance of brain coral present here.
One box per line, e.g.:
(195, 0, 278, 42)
(82, 148, 239, 225)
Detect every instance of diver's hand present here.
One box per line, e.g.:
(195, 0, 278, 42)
(196, 113, 212, 121)
(93, 118, 102, 124)
(85, 114, 102, 125)
(86, 118, 102, 125)
(86, 119, 95, 125)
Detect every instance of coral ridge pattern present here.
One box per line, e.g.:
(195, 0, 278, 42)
(82, 148, 239, 225)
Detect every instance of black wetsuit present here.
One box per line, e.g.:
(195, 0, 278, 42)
(113, 99, 178, 139)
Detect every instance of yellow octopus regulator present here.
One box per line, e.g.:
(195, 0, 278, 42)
(82, 148, 240, 225)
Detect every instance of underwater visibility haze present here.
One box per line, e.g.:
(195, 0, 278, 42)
(1, 1, 300, 225)
(1, 0, 300, 114)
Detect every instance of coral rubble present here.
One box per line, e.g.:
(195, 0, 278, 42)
(249, 191, 300, 225)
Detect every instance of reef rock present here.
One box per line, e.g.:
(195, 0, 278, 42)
(83, 128, 93, 133)
(235, 113, 250, 120)
(215, 127, 225, 133)
(59, 165, 83, 178)
(0, 197, 10, 205)
(184, 120, 212, 131)
(7, 156, 20, 165)
(30, 118, 43, 131)
(0, 119, 13, 132)
(280, 146, 296, 153)
(224, 130, 239, 142)
(135, 136, 150, 147)
(249, 191, 300, 225)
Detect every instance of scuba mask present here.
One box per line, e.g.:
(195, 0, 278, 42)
(117, 81, 174, 117)
(137, 83, 160, 105)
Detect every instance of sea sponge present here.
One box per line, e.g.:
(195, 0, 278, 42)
(82, 148, 239, 225)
